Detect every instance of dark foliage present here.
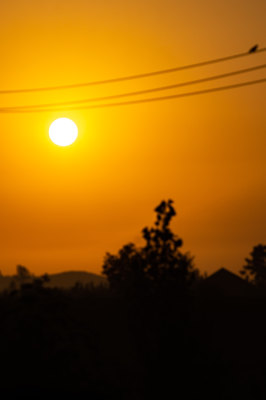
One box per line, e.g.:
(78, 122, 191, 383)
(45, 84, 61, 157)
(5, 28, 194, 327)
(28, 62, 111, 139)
(1, 203, 266, 399)
(102, 200, 200, 294)
(16, 264, 32, 281)
(0, 280, 266, 399)
(240, 244, 266, 285)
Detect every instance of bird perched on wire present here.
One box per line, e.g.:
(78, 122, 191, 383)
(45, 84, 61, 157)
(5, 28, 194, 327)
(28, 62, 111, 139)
(249, 44, 258, 53)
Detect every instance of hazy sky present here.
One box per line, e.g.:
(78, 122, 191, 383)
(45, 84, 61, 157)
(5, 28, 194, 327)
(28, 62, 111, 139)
(0, 0, 265, 275)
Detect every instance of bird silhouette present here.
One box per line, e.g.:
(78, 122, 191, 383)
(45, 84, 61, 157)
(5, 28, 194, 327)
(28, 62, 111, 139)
(249, 44, 258, 53)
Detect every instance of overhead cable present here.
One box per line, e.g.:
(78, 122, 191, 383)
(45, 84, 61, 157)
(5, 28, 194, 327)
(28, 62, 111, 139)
(0, 47, 265, 94)
(0, 78, 265, 113)
(1, 64, 265, 111)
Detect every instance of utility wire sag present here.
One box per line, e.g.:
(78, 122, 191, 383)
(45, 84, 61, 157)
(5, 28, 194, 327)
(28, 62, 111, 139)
(1, 64, 265, 111)
(0, 47, 265, 94)
(0, 78, 265, 113)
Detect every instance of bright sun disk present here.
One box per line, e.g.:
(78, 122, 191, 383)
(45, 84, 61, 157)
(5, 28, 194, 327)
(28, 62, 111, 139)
(49, 118, 78, 146)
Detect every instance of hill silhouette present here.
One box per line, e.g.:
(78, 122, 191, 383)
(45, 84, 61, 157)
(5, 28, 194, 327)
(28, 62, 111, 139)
(45, 270, 107, 289)
(0, 270, 107, 292)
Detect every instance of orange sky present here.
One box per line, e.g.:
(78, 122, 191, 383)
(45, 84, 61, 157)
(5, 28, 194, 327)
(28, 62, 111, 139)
(0, 0, 265, 276)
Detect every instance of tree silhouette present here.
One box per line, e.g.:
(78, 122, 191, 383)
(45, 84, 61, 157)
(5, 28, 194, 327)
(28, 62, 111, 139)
(102, 200, 198, 293)
(239, 244, 266, 285)
(16, 265, 31, 282)
(32, 273, 50, 289)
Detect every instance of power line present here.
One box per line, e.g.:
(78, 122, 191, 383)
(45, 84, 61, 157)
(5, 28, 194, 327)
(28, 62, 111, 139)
(1, 64, 265, 111)
(0, 47, 265, 94)
(1, 78, 265, 113)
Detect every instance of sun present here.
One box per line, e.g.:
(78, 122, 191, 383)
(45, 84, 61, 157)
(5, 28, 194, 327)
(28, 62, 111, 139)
(49, 118, 78, 146)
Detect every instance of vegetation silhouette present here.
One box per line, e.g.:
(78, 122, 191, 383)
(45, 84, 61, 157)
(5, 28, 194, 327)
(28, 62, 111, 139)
(0, 202, 266, 399)
(240, 244, 266, 286)
(16, 264, 31, 281)
(102, 200, 200, 295)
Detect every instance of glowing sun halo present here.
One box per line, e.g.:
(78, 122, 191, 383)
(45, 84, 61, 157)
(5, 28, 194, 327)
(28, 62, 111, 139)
(49, 118, 78, 146)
